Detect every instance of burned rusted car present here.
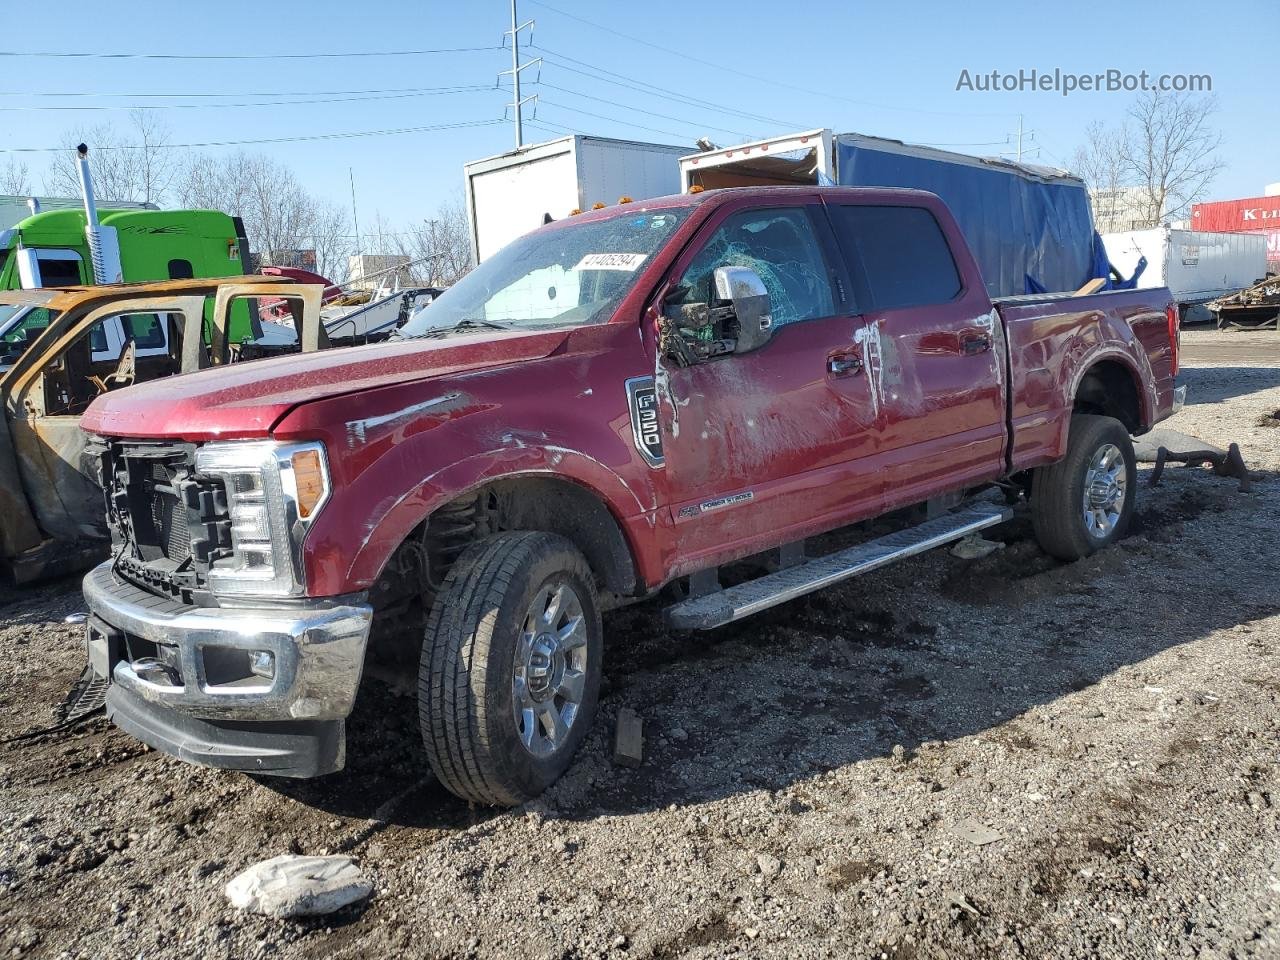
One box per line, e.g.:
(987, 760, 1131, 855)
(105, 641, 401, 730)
(0, 276, 324, 583)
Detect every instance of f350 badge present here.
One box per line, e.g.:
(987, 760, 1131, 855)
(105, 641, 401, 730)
(626, 376, 664, 468)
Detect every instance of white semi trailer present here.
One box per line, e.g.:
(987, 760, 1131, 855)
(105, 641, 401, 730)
(1102, 227, 1269, 323)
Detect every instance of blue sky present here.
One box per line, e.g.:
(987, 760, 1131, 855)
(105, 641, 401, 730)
(4, 0, 1273, 239)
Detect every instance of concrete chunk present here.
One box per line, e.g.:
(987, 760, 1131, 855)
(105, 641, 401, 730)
(613, 708, 644, 768)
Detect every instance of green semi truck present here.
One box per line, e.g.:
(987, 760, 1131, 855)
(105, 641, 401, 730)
(0, 204, 258, 354)
(0, 144, 264, 365)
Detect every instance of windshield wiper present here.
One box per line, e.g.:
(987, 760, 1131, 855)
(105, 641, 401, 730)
(394, 317, 517, 340)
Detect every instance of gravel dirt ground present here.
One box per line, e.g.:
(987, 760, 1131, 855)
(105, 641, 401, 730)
(2, 330, 1279, 960)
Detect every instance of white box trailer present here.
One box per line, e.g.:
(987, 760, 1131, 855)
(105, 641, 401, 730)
(1102, 227, 1269, 322)
(464, 135, 689, 263)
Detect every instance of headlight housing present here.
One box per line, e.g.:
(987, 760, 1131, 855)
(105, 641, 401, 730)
(194, 440, 330, 598)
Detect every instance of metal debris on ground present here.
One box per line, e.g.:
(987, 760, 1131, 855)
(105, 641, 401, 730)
(945, 890, 986, 916)
(1133, 429, 1255, 492)
(1210, 276, 1280, 330)
(949, 818, 1005, 846)
(613, 708, 644, 768)
(56, 664, 109, 724)
(224, 855, 373, 919)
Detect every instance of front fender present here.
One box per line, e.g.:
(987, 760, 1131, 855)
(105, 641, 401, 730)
(302, 442, 652, 596)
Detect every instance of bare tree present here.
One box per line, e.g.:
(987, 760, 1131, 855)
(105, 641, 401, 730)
(1, 158, 30, 195)
(1120, 90, 1224, 224)
(402, 193, 473, 287)
(1073, 122, 1130, 232)
(309, 201, 354, 285)
(43, 110, 176, 205)
(175, 151, 352, 281)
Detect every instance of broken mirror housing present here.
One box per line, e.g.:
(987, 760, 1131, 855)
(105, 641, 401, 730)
(713, 266, 773, 354)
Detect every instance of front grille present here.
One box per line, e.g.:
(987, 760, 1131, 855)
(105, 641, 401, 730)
(102, 441, 231, 604)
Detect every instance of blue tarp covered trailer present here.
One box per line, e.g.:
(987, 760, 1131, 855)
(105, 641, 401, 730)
(679, 128, 1123, 298)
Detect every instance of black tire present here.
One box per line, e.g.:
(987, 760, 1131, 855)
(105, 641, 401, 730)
(1030, 414, 1137, 561)
(420, 532, 602, 807)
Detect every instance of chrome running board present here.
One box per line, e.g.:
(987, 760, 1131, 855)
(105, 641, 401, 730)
(664, 503, 1011, 631)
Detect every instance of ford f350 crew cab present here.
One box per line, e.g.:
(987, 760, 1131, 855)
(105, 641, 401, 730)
(78, 187, 1182, 806)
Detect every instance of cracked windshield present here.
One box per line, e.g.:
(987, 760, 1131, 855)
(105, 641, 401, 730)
(397, 209, 684, 336)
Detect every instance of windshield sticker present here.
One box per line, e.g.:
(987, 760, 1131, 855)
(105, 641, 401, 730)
(574, 253, 648, 272)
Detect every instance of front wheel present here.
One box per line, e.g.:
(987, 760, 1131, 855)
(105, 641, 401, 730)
(1030, 414, 1137, 560)
(420, 532, 602, 807)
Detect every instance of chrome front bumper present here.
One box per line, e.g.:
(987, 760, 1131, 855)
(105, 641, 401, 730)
(82, 561, 373, 723)
(1172, 384, 1187, 415)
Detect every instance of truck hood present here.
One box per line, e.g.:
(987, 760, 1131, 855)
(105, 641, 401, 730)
(81, 328, 571, 440)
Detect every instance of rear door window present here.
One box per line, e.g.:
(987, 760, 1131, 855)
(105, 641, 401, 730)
(828, 205, 961, 311)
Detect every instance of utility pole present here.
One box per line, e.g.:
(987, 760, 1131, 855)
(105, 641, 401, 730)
(501, 0, 540, 149)
(1003, 115, 1037, 163)
(349, 167, 362, 261)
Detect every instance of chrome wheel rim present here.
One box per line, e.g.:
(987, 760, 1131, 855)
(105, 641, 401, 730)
(1082, 442, 1127, 539)
(512, 580, 589, 758)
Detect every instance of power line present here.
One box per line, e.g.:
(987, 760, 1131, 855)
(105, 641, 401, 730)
(525, 1, 1014, 119)
(526, 80, 758, 140)
(0, 85, 489, 98)
(0, 45, 504, 61)
(530, 45, 800, 128)
(0, 86, 498, 112)
(536, 99, 698, 143)
(0, 118, 507, 154)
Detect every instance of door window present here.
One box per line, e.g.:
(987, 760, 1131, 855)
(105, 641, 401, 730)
(828, 205, 961, 311)
(121, 313, 168, 351)
(0, 307, 56, 348)
(35, 253, 84, 288)
(673, 207, 835, 327)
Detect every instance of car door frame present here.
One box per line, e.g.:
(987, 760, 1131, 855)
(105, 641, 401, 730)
(823, 194, 1007, 510)
(1, 295, 208, 546)
(644, 191, 886, 576)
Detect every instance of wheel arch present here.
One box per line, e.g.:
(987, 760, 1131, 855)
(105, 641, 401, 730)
(1069, 355, 1150, 435)
(339, 447, 649, 600)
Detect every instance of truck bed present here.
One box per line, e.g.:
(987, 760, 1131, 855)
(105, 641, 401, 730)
(997, 286, 1179, 473)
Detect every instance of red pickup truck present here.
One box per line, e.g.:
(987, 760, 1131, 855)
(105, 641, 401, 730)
(78, 186, 1182, 806)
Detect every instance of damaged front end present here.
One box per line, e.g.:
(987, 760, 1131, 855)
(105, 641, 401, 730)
(82, 436, 373, 777)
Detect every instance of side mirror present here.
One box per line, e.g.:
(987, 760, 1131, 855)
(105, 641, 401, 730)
(713, 266, 773, 354)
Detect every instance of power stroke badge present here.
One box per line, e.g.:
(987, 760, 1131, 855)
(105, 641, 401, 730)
(625, 376, 664, 468)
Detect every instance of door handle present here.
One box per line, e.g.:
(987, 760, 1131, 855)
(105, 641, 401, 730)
(828, 353, 863, 376)
(960, 332, 992, 355)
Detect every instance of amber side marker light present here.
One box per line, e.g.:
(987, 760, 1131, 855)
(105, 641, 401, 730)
(291, 448, 327, 518)
(689, 185, 705, 193)
(592, 201, 606, 209)
(618, 196, 633, 204)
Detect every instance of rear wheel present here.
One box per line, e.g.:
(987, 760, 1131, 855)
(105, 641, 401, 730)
(420, 532, 602, 807)
(1030, 414, 1136, 560)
